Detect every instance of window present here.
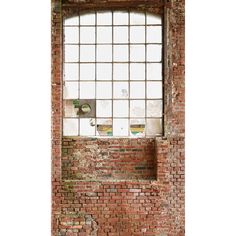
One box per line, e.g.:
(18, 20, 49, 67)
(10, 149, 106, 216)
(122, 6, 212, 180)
(63, 11, 163, 137)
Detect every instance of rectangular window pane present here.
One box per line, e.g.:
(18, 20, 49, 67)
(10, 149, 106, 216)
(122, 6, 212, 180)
(96, 100, 112, 117)
(96, 82, 112, 98)
(97, 45, 112, 62)
(130, 119, 145, 136)
(80, 63, 95, 80)
(114, 26, 128, 43)
(80, 45, 95, 62)
(130, 12, 145, 25)
(64, 63, 78, 81)
(97, 11, 112, 25)
(113, 100, 128, 117)
(113, 64, 128, 80)
(130, 100, 145, 117)
(147, 26, 162, 43)
(80, 27, 95, 44)
(147, 63, 162, 80)
(113, 11, 128, 25)
(146, 118, 162, 136)
(113, 119, 128, 136)
(80, 13, 95, 25)
(147, 81, 162, 99)
(63, 82, 78, 99)
(130, 26, 145, 43)
(130, 45, 145, 62)
(64, 100, 79, 117)
(63, 118, 79, 136)
(80, 118, 95, 136)
(147, 45, 162, 62)
(97, 27, 112, 43)
(113, 82, 129, 98)
(64, 17, 79, 26)
(64, 27, 79, 44)
(96, 119, 112, 136)
(130, 63, 145, 80)
(147, 14, 162, 25)
(130, 82, 145, 99)
(147, 100, 162, 117)
(97, 63, 112, 80)
(114, 45, 128, 62)
(80, 82, 95, 99)
(64, 45, 78, 62)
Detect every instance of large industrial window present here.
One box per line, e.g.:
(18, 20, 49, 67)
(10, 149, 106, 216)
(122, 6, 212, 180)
(63, 11, 163, 137)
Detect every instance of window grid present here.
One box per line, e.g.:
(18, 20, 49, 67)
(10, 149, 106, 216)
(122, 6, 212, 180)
(128, 10, 130, 136)
(63, 11, 163, 137)
(94, 12, 97, 135)
(112, 11, 114, 136)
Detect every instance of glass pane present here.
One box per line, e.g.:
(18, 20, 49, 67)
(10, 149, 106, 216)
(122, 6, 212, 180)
(80, 45, 95, 62)
(146, 118, 162, 136)
(147, 26, 162, 43)
(147, 14, 162, 25)
(64, 64, 78, 81)
(147, 100, 162, 117)
(64, 17, 79, 26)
(114, 26, 128, 43)
(114, 45, 128, 62)
(130, 12, 145, 25)
(130, 119, 145, 136)
(97, 63, 112, 80)
(64, 45, 78, 62)
(80, 13, 95, 25)
(64, 27, 79, 44)
(80, 27, 95, 43)
(130, 100, 145, 117)
(113, 64, 128, 80)
(114, 11, 128, 25)
(96, 119, 112, 136)
(130, 82, 145, 99)
(96, 100, 112, 117)
(113, 82, 129, 98)
(97, 11, 112, 25)
(147, 81, 162, 98)
(147, 45, 162, 62)
(97, 27, 112, 43)
(63, 118, 78, 136)
(130, 26, 145, 43)
(113, 119, 128, 136)
(97, 82, 112, 98)
(64, 100, 79, 117)
(113, 100, 128, 117)
(130, 45, 145, 62)
(80, 118, 95, 136)
(130, 63, 145, 80)
(97, 45, 112, 62)
(80, 64, 95, 80)
(147, 63, 162, 80)
(63, 82, 78, 99)
(80, 82, 95, 99)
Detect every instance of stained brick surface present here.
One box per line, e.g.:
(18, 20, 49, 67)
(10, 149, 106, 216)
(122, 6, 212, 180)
(52, 0, 185, 235)
(62, 138, 156, 180)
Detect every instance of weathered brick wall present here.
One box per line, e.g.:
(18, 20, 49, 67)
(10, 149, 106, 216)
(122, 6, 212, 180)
(52, 0, 185, 235)
(62, 138, 156, 180)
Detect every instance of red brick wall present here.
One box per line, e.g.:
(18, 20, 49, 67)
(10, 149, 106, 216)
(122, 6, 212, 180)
(52, 0, 185, 235)
(62, 138, 156, 180)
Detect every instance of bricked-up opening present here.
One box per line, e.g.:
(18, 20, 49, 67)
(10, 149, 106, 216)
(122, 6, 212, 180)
(62, 137, 156, 180)
(63, 11, 163, 137)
